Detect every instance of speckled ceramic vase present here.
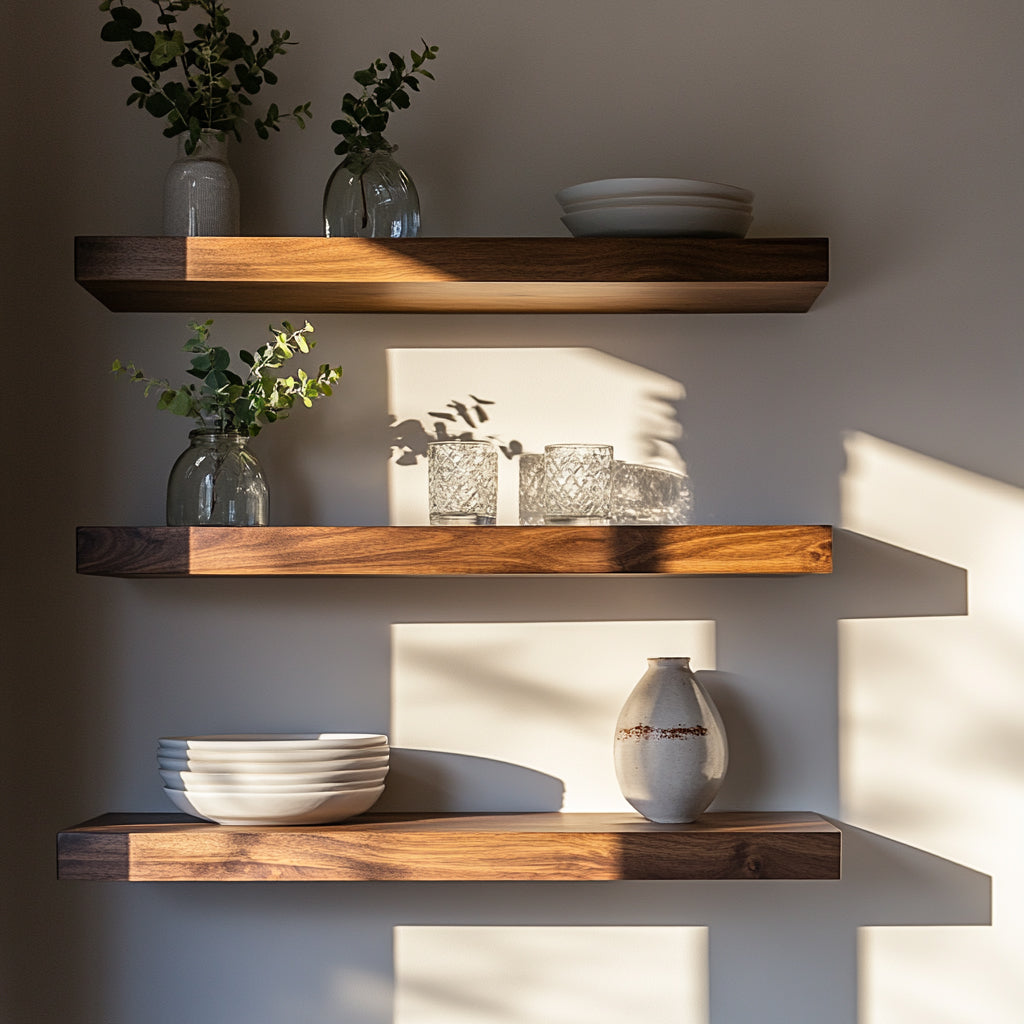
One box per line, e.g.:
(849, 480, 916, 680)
(163, 131, 240, 236)
(613, 656, 728, 823)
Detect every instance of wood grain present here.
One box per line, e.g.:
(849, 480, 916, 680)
(74, 236, 828, 313)
(76, 525, 833, 577)
(57, 811, 841, 881)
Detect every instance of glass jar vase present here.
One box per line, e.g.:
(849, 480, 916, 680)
(166, 429, 268, 526)
(163, 130, 240, 236)
(323, 151, 420, 238)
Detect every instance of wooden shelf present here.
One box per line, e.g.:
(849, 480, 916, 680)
(76, 524, 833, 577)
(57, 811, 841, 881)
(74, 236, 828, 314)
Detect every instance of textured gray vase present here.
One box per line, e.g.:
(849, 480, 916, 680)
(163, 131, 240, 236)
(613, 656, 728, 823)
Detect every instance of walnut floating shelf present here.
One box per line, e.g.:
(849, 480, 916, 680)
(74, 236, 828, 314)
(75, 525, 833, 578)
(58, 811, 841, 881)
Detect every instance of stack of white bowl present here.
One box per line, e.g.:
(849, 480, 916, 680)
(158, 733, 389, 825)
(556, 177, 754, 238)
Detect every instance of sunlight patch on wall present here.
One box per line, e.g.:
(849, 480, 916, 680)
(394, 926, 708, 1024)
(840, 431, 1024, 1024)
(386, 348, 686, 524)
(388, 621, 715, 812)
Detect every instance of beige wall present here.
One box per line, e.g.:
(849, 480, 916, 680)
(2, 1, 1022, 1021)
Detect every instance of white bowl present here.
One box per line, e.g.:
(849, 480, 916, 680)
(159, 733, 387, 751)
(158, 751, 388, 774)
(163, 777, 388, 794)
(163, 784, 385, 825)
(556, 177, 754, 206)
(561, 205, 752, 238)
(160, 766, 389, 790)
(158, 762, 389, 788)
(156, 744, 390, 764)
(560, 194, 752, 214)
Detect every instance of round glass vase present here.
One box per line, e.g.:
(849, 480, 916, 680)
(163, 131, 240, 236)
(166, 429, 268, 526)
(323, 150, 420, 238)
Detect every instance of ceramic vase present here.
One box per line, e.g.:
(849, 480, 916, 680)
(166, 428, 268, 526)
(163, 130, 240, 236)
(613, 656, 728, 823)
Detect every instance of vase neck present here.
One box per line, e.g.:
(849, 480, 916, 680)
(176, 131, 229, 161)
(188, 427, 249, 447)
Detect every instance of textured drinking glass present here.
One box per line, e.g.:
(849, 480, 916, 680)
(611, 461, 693, 525)
(543, 444, 613, 525)
(428, 441, 498, 525)
(517, 453, 546, 525)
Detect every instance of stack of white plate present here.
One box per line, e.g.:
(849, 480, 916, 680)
(556, 177, 754, 238)
(158, 733, 389, 825)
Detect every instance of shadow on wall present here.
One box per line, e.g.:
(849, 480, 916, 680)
(386, 347, 687, 524)
(373, 748, 565, 813)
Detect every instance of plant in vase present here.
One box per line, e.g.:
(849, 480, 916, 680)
(98, 0, 312, 234)
(324, 41, 439, 238)
(113, 319, 342, 526)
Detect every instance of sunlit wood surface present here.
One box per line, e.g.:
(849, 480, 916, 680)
(58, 811, 842, 881)
(76, 525, 833, 577)
(74, 236, 829, 313)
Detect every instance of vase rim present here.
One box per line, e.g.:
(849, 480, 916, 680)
(647, 656, 691, 663)
(188, 426, 248, 439)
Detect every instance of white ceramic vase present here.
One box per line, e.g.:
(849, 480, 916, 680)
(163, 130, 240, 236)
(613, 656, 728, 823)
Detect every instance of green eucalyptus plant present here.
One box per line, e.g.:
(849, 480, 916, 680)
(331, 42, 439, 176)
(99, 0, 311, 154)
(112, 319, 342, 437)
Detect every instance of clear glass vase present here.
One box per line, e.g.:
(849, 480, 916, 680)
(323, 151, 420, 238)
(166, 429, 268, 526)
(163, 131, 240, 236)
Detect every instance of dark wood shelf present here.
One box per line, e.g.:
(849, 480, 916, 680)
(74, 236, 828, 313)
(57, 811, 841, 881)
(76, 524, 833, 577)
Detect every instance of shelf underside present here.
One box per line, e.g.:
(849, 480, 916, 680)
(58, 811, 841, 881)
(74, 236, 828, 313)
(76, 525, 833, 577)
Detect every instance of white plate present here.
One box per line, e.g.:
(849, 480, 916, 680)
(158, 733, 387, 751)
(158, 751, 388, 774)
(163, 784, 385, 825)
(161, 778, 385, 794)
(156, 744, 390, 763)
(561, 205, 752, 238)
(560, 194, 752, 214)
(556, 177, 754, 206)
(158, 761, 389, 787)
(160, 767, 388, 790)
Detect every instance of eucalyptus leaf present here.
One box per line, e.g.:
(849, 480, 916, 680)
(99, 0, 311, 143)
(331, 40, 438, 169)
(114, 319, 341, 437)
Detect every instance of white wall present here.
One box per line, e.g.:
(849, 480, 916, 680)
(2, 1, 1022, 1021)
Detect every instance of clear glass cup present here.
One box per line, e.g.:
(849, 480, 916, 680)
(611, 461, 693, 525)
(543, 443, 613, 525)
(428, 440, 499, 525)
(517, 453, 546, 525)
